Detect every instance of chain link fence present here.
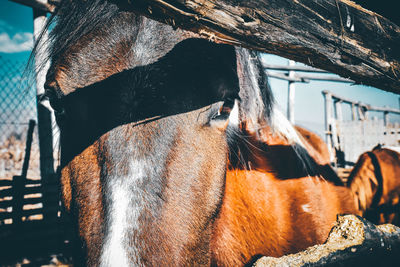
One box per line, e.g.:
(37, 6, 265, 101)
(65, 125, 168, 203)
(0, 55, 40, 179)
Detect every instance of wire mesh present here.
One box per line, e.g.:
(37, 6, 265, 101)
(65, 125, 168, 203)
(0, 55, 40, 179)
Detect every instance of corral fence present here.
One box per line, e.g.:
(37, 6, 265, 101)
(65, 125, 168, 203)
(322, 90, 400, 168)
(0, 55, 70, 264)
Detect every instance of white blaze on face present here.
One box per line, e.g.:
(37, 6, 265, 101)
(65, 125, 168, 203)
(100, 160, 146, 267)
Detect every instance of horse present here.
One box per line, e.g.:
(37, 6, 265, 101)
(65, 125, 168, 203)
(294, 126, 332, 166)
(347, 145, 400, 226)
(35, 0, 359, 265)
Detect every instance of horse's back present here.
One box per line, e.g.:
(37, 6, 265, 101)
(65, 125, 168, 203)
(211, 169, 358, 266)
(295, 126, 331, 165)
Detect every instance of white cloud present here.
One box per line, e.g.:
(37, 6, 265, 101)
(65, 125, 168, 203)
(0, 32, 33, 53)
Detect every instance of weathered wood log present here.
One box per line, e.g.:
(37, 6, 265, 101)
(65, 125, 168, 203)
(114, 0, 400, 94)
(255, 215, 400, 266)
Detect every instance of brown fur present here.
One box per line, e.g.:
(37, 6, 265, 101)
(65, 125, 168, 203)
(210, 129, 358, 266)
(348, 148, 400, 225)
(295, 126, 331, 165)
(60, 139, 105, 266)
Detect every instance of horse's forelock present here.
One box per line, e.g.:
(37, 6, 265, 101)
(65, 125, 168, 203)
(235, 48, 273, 131)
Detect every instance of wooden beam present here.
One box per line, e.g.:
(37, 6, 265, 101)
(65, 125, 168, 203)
(114, 0, 400, 94)
(255, 215, 400, 266)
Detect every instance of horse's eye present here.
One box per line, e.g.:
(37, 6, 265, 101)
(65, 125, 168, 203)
(212, 98, 235, 120)
(210, 99, 239, 130)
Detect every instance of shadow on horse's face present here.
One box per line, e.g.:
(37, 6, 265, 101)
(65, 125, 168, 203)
(46, 29, 240, 264)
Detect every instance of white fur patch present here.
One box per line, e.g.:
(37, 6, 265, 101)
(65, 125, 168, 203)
(301, 203, 312, 213)
(270, 108, 304, 146)
(100, 160, 145, 266)
(228, 99, 240, 127)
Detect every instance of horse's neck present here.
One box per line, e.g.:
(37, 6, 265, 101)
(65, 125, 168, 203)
(347, 153, 378, 212)
(228, 127, 308, 177)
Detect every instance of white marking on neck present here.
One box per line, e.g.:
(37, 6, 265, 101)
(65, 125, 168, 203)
(101, 160, 146, 267)
(301, 203, 312, 213)
(228, 99, 240, 127)
(270, 108, 304, 146)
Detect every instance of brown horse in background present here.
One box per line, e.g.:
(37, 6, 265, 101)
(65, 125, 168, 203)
(295, 126, 331, 165)
(348, 146, 400, 226)
(36, 0, 359, 265)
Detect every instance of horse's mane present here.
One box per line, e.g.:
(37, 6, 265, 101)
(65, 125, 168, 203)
(31, 0, 120, 66)
(233, 48, 316, 176)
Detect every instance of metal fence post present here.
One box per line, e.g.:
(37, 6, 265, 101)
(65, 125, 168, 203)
(322, 90, 334, 163)
(287, 60, 296, 124)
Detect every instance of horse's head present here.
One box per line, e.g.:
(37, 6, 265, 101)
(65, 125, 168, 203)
(39, 1, 267, 265)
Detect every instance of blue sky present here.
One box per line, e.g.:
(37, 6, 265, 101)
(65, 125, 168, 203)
(0, 1, 33, 62)
(1, 0, 399, 138)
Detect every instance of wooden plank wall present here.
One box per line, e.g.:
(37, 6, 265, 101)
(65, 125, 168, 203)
(0, 174, 72, 264)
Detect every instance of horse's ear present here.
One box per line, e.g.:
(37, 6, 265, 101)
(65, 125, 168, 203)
(210, 99, 239, 131)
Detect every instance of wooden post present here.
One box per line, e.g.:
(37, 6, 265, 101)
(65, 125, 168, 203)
(34, 8, 54, 176)
(358, 104, 366, 121)
(33, 8, 57, 221)
(384, 106, 389, 127)
(287, 60, 296, 124)
(351, 103, 357, 121)
(334, 100, 343, 160)
(11, 120, 36, 226)
(335, 101, 343, 122)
